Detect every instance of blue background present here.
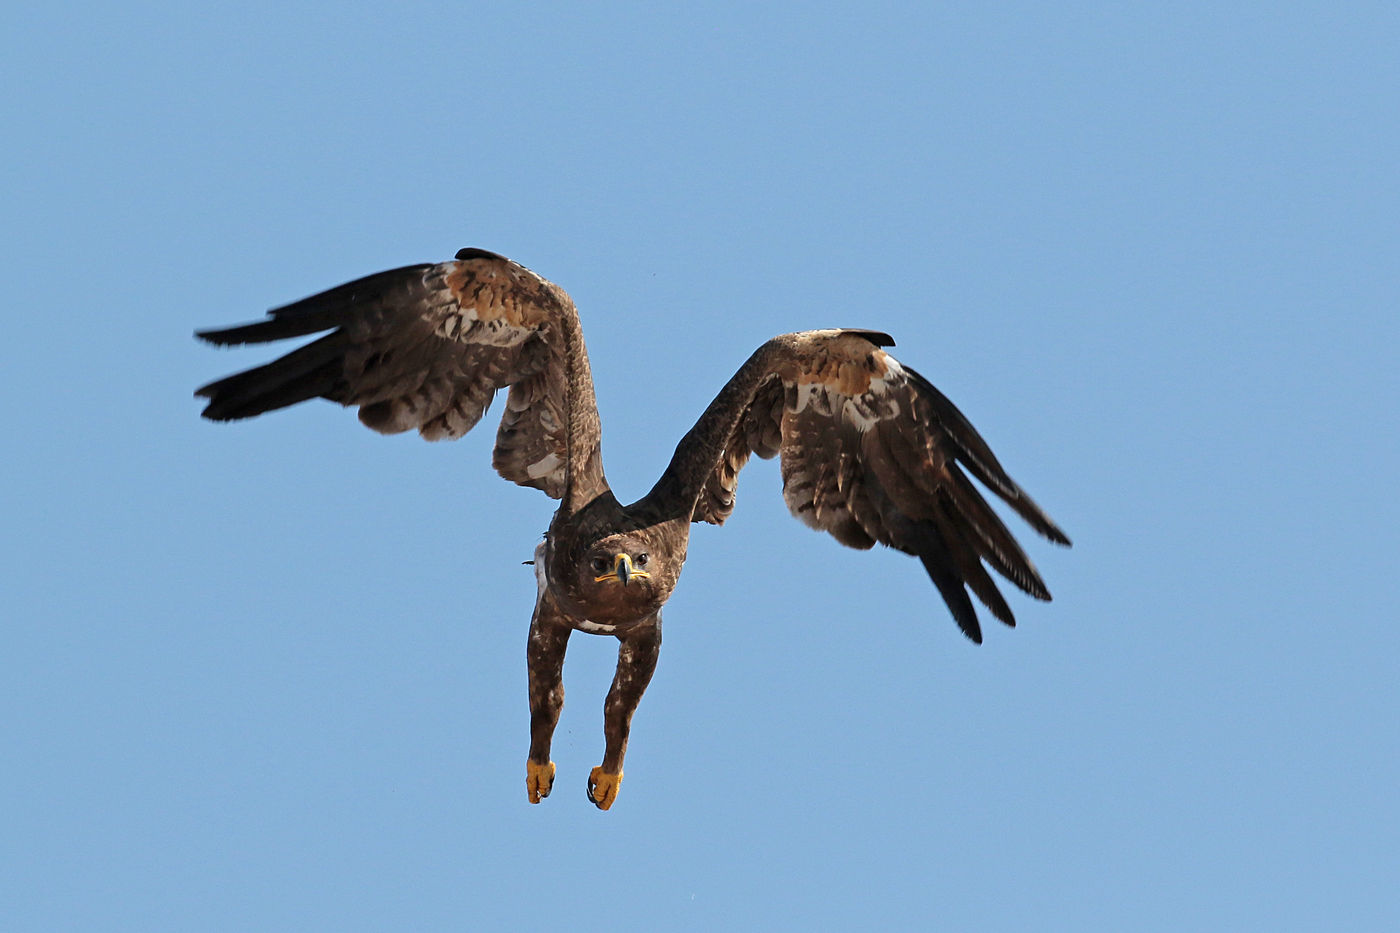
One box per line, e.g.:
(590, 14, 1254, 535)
(3, 2, 1396, 929)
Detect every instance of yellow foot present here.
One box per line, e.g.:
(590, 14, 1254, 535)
(526, 759, 556, 804)
(587, 766, 623, 810)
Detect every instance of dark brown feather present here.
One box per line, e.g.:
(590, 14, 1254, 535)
(914, 523, 984, 643)
(906, 366, 1071, 546)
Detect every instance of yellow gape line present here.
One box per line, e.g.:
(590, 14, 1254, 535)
(587, 767, 623, 810)
(593, 553, 651, 585)
(526, 760, 556, 804)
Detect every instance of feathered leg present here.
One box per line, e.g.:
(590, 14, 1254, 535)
(588, 615, 662, 810)
(525, 606, 571, 804)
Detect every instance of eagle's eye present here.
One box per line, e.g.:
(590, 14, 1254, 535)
(589, 557, 610, 574)
(636, 552, 649, 567)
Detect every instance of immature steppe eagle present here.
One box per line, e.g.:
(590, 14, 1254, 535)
(196, 248, 1070, 810)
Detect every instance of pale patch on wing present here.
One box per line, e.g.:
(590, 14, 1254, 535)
(841, 396, 880, 431)
(791, 349, 904, 432)
(526, 452, 563, 479)
(430, 303, 534, 348)
(792, 380, 835, 416)
(876, 353, 905, 379)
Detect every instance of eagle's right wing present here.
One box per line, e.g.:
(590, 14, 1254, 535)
(649, 330, 1070, 643)
(195, 248, 606, 506)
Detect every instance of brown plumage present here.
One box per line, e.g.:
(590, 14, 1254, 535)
(196, 248, 1071, 810)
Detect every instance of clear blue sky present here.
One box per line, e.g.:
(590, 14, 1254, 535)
(3, 2, 1397, 930)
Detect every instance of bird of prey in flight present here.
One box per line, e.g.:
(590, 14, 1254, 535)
(196, 248, 1070, 810)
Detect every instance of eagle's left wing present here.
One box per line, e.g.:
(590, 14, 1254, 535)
(647, 330, 1070, 643)
(194, 248, 607, 508)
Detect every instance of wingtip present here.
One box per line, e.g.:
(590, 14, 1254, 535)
(196, 400, 263, 423)
(984, 597, 1017, 629)
(193, 322, 276, 347)
(192, 390, 233, 421)
(194, 397, 224, 421)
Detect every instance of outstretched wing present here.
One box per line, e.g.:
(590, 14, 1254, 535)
(653, 330, 1070, 643)
(195, 248, 605, 503)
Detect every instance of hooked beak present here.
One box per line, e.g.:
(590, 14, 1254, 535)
(594, 553, 650, 586)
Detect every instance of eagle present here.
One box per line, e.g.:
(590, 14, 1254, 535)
(195, 248, 1070, 810)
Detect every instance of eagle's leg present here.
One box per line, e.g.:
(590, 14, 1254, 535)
(588, 614, 662, 811)
(526, 608, 571, 804)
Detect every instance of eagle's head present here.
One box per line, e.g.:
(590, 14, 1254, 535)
(564, 531, 676, 625)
